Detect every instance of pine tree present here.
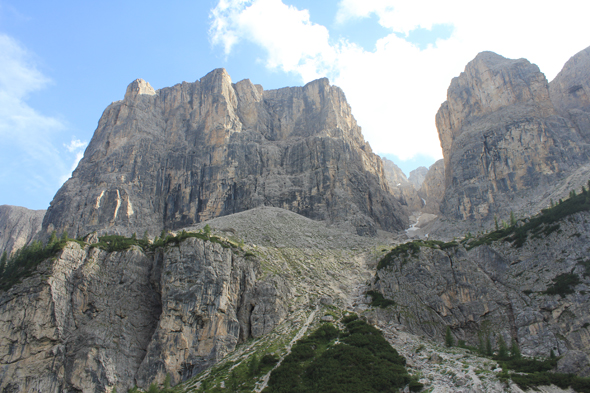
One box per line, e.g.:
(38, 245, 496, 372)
(48, 230, 58, 247)
(510, 339, 521, 359)
(510, 211, 516, 226)
(0, 251, 7, 278)
(445, 326, 455, 347)
(497, 335, 508, 360)
(486, 335, 493, 356)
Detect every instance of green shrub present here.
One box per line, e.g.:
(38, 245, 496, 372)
(544, 273, 581, 297)
(366, 290, 396, 308)
(264, 318, 413, 393)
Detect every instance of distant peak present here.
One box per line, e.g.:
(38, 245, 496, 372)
(124, 79, 156, 100)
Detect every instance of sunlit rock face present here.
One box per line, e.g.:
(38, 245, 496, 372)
(0, 205, 45, 257)
(42, 69, 407, 238)
(436, 50, 590, 221)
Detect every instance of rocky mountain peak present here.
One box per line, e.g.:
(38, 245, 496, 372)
(436, 49, 588, 221)
(550, 45, 590, 114)
(41, 70, 407, 238)
(124, 78, 156, 100)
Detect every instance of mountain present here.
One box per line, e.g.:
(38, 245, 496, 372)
(41, 70, 407, 239)
(0, 205, 45, 257)
(436, 49, 590, 221)
(2, 46, 590, 393)
(417, 159, 445, 214)
(381, 157, 424, 213)
(408, 166, 428, 188)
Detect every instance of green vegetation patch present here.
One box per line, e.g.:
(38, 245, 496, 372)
(377, 239, 458, 271)
(1, 226, 245, 293)
(263, 317, 422, 393)
(467, 188, 590, 250)
(543, 272, 581, 297)
(366, 290, 396, 309)
(0, 231, 84, 292)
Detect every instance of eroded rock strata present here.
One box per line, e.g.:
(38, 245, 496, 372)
(42, 70, 407, 239)
(436, 50, 590, 221)
(0, 205, 45, 256)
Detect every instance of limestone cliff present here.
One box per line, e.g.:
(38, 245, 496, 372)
(373, 210, 590, 377)
(0, 207, 381, 392)
(381, 157, 424, 213)
(550, 45, 590, 142)
(0, 205, 45, 256)
(41, 70, 407, 238)
(436, 51, 589, 221)
(418, 159, 445, 214)
(408, 166, 428, 188)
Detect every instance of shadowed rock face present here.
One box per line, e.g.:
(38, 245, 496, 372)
(418, 159, 445, 214)
(381, 157, 424, 213)
(0, 205, 45, 256)
(42, 70, 407, 238)
(436, 51, 589, 220)
(550, 45, 590, 142)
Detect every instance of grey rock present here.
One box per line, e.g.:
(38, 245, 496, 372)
(374, 210, 590, 364)
(556, 350, 590, 377)
(41, 70, 407, 239)
(436, 51, 589, 221)
(418, 159, 445, 214)
(382, 157, 424, 213)
(0, 205, 45, 256)
(408, 166, 428, 188)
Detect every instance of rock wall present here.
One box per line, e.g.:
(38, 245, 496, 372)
(436, 51, 589, 220)
(42, 70, 407, 239)
(0, 205, 45, 256)
(0, 236, 289, 392)
(381, 157, 424, 213)
(373, 211, 590, 376)
(550, 45, 590, 142)
(418, 159, 445, 214)
(408, 166, 428, 188)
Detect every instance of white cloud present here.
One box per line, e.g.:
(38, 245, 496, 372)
(64, 138, 87, 153)
(0, 34, 75, 207)
(210, 0, 590, 161)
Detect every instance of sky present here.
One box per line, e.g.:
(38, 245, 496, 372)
(0, 1, 589, 210)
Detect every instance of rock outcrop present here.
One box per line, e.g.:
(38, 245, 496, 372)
(381, 157, 424, 213)
(0, 205, 45, 256)
(436, 50, 589, 221)
(41, 70, 407, 239)
(373, 210, 590, 370)
(0, 206, 382, 392)
(408, 166, 428, 188)
(418, 159, 445, 214)
(550, 45, 590, 142)
(0, 233, 286, 392)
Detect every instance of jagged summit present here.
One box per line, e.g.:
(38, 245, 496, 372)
(42, 69, 407, 239)
(436, 48, 590, 221)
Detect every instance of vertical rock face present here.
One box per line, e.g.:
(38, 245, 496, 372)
(0, 205, 45, 256)
(436, 51, 588, 220)
(381, 157, 424, 213)
(374, 211, 590, 366)
(41, 69, 407, 238)
(408, 166, 428, 188)
(550, 45, 590, 142)
(418, 159, 445, 214)
(0, 236, 289, 392)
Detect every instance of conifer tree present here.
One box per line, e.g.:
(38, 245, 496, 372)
(497, 334, 508, 360)
(445, 326, 455, 347)
(510, 339, 521, 359)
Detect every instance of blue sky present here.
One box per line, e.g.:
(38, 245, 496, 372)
(1, 1, 589, 210)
